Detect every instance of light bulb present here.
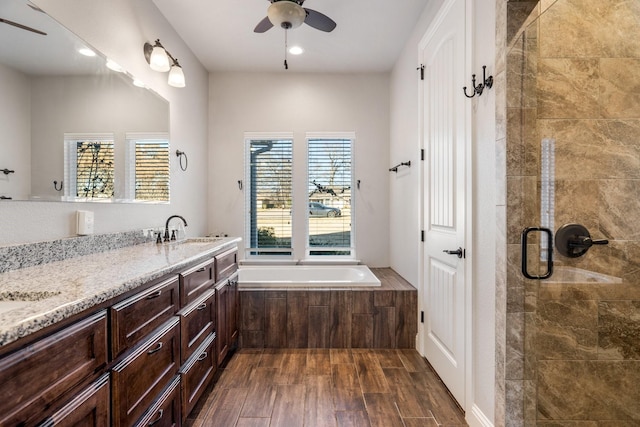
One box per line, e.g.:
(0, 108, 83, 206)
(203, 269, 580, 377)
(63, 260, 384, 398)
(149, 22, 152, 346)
(150, 46, 170, 72)
(168, 63, 185, 88)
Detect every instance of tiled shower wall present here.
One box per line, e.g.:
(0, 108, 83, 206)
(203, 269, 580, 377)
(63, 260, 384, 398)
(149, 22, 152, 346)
(499, 0, 640, 425)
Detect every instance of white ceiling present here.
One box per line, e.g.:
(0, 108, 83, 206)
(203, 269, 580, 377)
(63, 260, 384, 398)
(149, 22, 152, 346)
(152, 0, 429, 73)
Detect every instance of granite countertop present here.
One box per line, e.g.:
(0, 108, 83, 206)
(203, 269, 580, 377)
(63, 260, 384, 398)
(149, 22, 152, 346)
(0, 237, 241, 348)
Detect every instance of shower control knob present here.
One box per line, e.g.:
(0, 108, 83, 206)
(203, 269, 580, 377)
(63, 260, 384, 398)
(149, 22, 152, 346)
(555, 223, 608, 258)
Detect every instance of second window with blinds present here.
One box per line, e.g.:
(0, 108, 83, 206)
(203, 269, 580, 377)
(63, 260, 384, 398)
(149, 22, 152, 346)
(244, 132, 355, 260)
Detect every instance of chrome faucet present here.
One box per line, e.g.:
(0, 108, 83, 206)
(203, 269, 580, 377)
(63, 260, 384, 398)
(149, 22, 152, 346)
(165, 215, 188, 241)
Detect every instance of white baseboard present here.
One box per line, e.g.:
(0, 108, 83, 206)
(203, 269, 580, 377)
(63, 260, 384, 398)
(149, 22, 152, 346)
(466, 404, 494, 427)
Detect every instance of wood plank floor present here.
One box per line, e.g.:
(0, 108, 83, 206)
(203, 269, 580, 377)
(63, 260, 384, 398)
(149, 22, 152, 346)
(187, 348, 467, 427)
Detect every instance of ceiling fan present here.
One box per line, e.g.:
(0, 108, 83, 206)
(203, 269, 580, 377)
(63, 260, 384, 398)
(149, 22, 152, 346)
(254, 0, 337, 33)
(0, 17, 46, 35)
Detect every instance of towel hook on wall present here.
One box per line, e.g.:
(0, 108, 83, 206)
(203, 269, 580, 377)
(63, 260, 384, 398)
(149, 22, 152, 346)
(463, 65, 493, 98)
(53, 180, 63, 191)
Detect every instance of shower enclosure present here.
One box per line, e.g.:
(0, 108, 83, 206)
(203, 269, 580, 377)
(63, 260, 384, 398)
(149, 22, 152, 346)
(503, 0, 640, 424)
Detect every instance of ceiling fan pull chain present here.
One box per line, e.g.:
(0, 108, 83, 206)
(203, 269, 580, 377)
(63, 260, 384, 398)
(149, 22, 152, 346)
(284, 29, 289, 70)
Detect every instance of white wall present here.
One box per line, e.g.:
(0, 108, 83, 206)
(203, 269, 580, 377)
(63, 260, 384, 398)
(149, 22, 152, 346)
(208, 72, 390, 266)
(0, 0, 209, 245)
(389, 0, 496, 425)
(0, 64, 31, 200)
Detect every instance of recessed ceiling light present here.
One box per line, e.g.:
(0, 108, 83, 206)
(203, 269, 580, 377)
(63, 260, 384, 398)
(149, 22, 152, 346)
(78, 48, 96, 57)
(289, 46, 304, 55)
(106, 59, 124, 72)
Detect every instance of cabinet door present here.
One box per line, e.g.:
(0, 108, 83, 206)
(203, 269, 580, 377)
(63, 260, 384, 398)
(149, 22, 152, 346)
(215, 283, 228, 365)
(0, 311, 108, 426)
(179, 259, 214, 307)
(133, 376, 181, 427)
(112, 318, 180, 427)
(38, 374, 110, 427)
(180, 334, 216, 419)
(179, 289, 215, 364)
(111, 276, 180, 359)
(228, 276, 239, 346)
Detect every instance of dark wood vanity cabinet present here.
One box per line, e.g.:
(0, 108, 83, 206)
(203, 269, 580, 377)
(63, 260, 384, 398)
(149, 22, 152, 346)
(0, 311, 108, 427)
(111, 318, 180, 427)
(0, 242, 239, 427)
(215, 274, 238, 365)
(179, 259, 215, 307)
(39, 374, 111, 427)
(111, 275, 180, 359)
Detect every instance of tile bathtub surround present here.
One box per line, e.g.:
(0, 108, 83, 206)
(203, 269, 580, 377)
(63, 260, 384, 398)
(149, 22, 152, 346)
(0, 230, 154, 273)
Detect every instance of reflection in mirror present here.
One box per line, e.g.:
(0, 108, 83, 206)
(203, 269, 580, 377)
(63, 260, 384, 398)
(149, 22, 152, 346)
(0, 0, 170, 203)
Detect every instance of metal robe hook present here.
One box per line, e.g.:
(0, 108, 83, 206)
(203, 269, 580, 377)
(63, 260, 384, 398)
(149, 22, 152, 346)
(53, 180, 63, 191)
(238, 180, 243, 190)
(463, 65, 493, 98)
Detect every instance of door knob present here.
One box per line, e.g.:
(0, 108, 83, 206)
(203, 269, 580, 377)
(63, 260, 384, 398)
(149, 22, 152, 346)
(443, 247, 464, 258)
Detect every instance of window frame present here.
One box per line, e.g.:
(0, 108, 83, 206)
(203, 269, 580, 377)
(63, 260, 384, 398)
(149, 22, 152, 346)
(124, 132, 170, 203)
(305, 132, 356, 260)
(63, 132, 115, 201)
(244, 132, 294, 260)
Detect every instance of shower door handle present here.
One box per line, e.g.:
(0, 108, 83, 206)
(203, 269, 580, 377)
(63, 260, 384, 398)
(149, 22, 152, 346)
(521, 227, 553, 279)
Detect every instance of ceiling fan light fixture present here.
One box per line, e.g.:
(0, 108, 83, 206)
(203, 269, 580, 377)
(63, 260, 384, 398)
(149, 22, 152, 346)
(267, 1, 306, 30)
(289, 46, 304, 55)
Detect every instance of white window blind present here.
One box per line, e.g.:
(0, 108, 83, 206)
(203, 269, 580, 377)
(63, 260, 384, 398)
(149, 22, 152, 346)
(245, 133, 293, 256)
(307, 134, 354, 257)
(64, 133, 114, 200)
(125, 133, 170, 202)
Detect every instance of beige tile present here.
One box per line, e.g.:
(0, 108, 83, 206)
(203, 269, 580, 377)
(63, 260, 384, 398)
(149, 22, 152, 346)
(600, 58, 640, 118)
(598, 301, 640, 360)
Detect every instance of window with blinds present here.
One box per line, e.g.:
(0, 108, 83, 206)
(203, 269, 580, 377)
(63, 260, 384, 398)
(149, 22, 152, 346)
(125, 134, 170, 202)
(245, 135, 293, 256)
(307, 135, 354, 256)
(64, 133, 115, 199)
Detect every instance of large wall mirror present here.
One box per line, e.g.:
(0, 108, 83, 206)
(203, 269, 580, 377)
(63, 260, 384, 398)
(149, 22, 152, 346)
(0, 0, 170, 203)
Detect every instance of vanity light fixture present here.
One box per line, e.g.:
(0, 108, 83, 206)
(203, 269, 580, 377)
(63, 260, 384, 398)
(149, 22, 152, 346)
(144, 39, 186, 88)
(106, 59, 124, 72)
(78, 48, 96, 57)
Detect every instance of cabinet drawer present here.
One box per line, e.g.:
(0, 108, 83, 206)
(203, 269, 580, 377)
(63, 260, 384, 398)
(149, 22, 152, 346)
(179, 259, 214, 307)
(39, 374, 110, 427)
(180, 333, 216, 419)
(111, 276, 179, 358)
(133, 376, 181, 427)
(112, 318, 180, 427)
(215, 247, 238, 283)
(179, 289, 215, 364)
(0, 311, 108, 427)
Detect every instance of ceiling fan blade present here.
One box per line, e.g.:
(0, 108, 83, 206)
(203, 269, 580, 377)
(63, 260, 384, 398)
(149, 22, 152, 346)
(0, 18, 46, 35)
(254, 15, 274, 33)
(303, 8, 336, 32)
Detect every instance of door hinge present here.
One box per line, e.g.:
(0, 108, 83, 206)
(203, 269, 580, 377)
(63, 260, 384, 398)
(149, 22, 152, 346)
(420, 311, 424, 323)
(421, 230, 425, 242)
(421, 149, 424, 161)
(417, 64, 425, 80)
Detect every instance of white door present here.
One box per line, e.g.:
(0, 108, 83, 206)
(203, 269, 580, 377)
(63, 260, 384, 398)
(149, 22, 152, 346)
(420, 0, 468, 408)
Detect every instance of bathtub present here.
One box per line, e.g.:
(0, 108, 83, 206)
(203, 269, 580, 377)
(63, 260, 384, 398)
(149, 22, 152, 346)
(238, 265, 381, 289)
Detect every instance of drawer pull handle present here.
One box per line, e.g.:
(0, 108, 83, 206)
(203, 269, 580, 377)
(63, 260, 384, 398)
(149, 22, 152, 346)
(197, 351, 208, 361)
(146, 290, 162, 300)
(196, 303, 207, 311)
(148, 409, 164, 426)
(196, 267, 207, 272)
(147, 341, 163, 354)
